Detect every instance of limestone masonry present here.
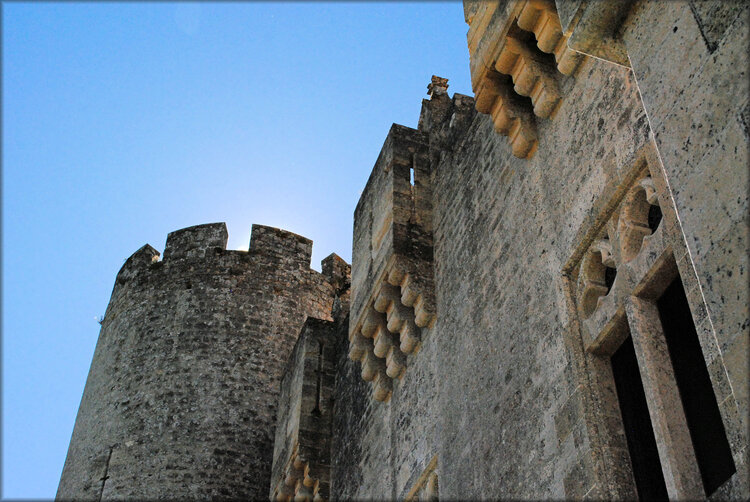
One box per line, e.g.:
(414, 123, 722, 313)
(58, 1, 748, 500)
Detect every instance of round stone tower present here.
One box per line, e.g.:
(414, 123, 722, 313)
(57, 223, 338, 500)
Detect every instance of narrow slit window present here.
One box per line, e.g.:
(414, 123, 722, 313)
(611, 335, 669, 501)
(657, 279, 736, 496)
(313, 341, 324, 416)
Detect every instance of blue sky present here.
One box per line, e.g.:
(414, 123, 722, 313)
(2, 1, 472, 498)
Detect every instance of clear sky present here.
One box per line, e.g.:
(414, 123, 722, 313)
(2, 1, 472, 498)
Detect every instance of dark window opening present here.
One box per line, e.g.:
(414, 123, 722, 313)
(648, 205, 662, 233)
(605, 266, 617, 293)
(611, 335, 669, 501)
(657, 279, 736, 496)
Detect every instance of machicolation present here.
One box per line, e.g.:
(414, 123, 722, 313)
(59, 1, 749, 500)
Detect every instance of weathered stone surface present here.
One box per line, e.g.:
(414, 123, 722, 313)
(57, 224, 338, 500)
(270, 318, 340, 502)
(688, 0, 748, 52)
(59, 1, 748, 500)
(555, 0, 634, 67)
(332, 1, 746, 499)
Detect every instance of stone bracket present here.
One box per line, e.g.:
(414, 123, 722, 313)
(495, 29, 562, 118)
(475, 70, 539, 159)
(348, 256, 435, 402)
(466, 0, 587, 158)
(517, 0, 583, 75)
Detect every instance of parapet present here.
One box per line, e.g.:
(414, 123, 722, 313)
(163, 222, 228, 261)
(345, 76, 475, 402)
(271, 318, 338, 502)
(249, 224, 313, 269)
(161, 223, 312, 267)
(115, 244, 160, 285)
(351, 123, 432, 325)
(348, 117, 437, 402)
(322, 253, 351, 294)
(111, 223, 324, 297)
(417, 77, 477, 150)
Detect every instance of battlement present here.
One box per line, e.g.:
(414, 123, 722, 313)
(417, 78, 477, 155)
(115, 244, 160, 285)
(417, 91, 475, 137)
(113, 223, 320, 287)
(249, 224, 314, 269)
(344, 80, 479, 402)
(354, 124, 429, 220)
(322, 253, 351, 294)
(163, 222, 228, 261)
(346, 81, 480, 402)
(351, 124, 432, 329)
(61, 221, 343, 500)
(105, 222, 341, 338)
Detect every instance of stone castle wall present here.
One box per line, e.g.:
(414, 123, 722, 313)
(326, 0, 748, 500)
(269, 317, 340, 501)
(59, 1, 748, 500)
(57, 224, 339, 500)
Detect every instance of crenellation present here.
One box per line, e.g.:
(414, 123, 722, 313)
(418, 85, 477, 167)
(163, 222, 228, 261)
(351, 124, 432, 329)
(349, 106, 442, 400)
(418, 77, 454, 134)
(321, 253, 351, 294)
(59, 2, 748, 500)
(249, 224, 314, 269)
(58, 223, 343, 500)
(114, 244, 160, 285)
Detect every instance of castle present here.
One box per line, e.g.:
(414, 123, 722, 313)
(58, 1, 748, 500)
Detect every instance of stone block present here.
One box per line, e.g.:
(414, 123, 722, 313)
(695, 218, 749, 347)
(650, 9, 748, 188)
(163, 222, 228, 261)
(666, 120, 749, 264)
(623, 1, 709, 131)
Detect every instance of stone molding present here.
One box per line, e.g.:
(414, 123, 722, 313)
(561, 140, 745, 499)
